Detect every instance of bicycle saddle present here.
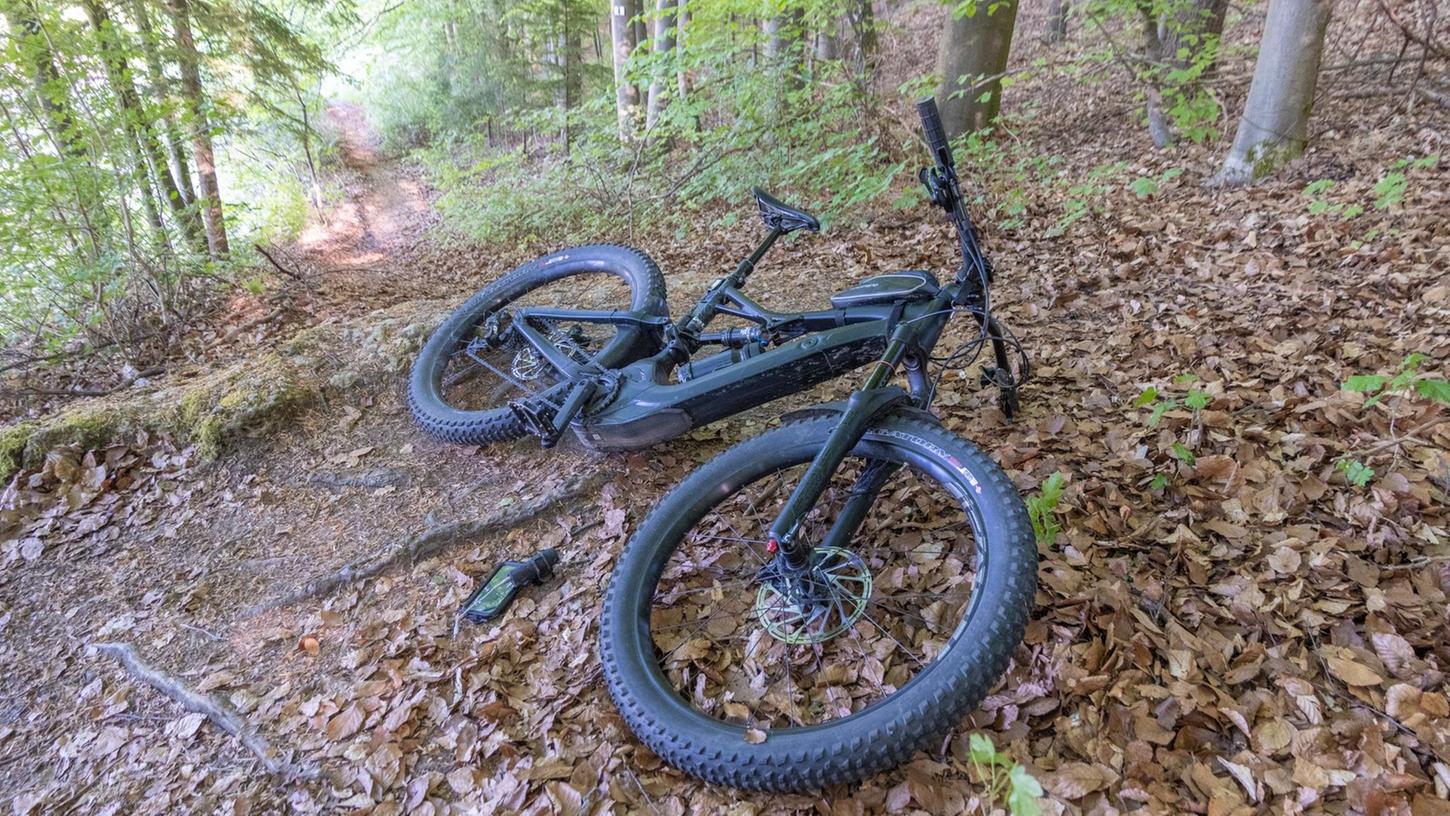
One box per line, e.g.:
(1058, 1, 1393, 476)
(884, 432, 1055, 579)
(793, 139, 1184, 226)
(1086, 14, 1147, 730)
(752, 187, 820, 234)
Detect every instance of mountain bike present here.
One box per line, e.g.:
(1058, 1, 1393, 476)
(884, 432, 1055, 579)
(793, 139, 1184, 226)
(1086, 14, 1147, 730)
(409, 99, 1037, 791)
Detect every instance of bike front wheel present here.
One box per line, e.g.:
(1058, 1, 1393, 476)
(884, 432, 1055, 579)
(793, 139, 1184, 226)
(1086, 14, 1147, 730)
(600, 411, 1037, 791)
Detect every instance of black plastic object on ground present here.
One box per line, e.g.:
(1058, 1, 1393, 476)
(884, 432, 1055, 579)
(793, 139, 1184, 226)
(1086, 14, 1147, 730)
(460, 548, 560, 622)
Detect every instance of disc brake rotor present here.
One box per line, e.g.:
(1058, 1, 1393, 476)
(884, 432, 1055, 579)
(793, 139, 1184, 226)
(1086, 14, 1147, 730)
(503, 320, 593, 382)
(756, 547, 872, 645)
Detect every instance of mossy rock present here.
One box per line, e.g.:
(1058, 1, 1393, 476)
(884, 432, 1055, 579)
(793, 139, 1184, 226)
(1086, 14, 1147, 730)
(166, 353, 316, 460)
(0, 300, 446, 483)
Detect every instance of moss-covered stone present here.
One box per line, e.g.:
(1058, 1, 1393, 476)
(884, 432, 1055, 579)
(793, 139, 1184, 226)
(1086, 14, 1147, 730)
(0, 300, 448, 483)
(0, 421, 39, 481)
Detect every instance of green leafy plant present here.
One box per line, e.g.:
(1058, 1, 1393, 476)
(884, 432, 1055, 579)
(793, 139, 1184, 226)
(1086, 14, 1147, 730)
(1337, 355, 1450, 488)
(966, 733, 1043, 816)
(1344, 353, 1450, 408)
(1373, 171, 1407, 210)
(1026, 472, 1067, 546)
(1127, 166, 1183, 199)
(1335, 457, 1375, 488)
(1302, 179, 1362, 220)
(1136, 373, 1213, 489)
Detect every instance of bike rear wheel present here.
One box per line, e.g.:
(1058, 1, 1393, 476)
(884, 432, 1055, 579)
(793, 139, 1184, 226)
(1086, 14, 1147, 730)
(408, 244, 667, 446)
(600, 411, 1037, 791)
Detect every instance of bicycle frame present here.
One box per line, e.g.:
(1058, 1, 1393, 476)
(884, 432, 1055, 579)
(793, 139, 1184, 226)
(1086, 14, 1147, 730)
(503, 97, 1022, 571)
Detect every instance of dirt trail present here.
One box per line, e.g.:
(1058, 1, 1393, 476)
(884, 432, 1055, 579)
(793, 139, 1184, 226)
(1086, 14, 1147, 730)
(282, 103, 460, 320)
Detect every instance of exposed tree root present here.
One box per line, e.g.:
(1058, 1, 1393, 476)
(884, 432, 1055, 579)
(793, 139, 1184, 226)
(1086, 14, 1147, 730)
(241, 470, 608, 618)
(90, 642, 311, 781)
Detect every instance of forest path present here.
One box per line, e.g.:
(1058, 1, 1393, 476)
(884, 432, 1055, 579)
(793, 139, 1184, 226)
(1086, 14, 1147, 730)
(286, 102, 449, 319)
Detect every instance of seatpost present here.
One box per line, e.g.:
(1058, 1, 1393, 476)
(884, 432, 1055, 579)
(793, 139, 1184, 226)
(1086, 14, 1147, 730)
(729, 227, 783, 288)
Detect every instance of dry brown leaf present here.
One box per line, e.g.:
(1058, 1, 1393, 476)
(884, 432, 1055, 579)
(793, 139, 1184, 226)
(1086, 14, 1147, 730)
(326, 703, 364, 741)
(1326, 656, 1383, 687)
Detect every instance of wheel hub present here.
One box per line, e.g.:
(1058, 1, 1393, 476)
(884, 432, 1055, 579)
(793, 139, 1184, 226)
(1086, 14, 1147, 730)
(755, 547, 872, 645)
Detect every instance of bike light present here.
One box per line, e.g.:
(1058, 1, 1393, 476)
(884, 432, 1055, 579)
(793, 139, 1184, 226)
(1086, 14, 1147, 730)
(459, 548, 560, 623)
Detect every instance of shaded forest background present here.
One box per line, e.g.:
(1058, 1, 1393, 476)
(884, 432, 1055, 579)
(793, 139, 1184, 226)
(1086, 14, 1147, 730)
(0, 0, 1444, 404)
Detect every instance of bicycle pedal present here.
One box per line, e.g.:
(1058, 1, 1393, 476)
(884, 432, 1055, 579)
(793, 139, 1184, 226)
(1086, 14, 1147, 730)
(508, 400, 563, 447)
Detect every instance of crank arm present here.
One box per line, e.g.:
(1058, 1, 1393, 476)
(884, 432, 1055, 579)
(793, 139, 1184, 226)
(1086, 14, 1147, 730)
(509, 380, 596, 448)
(767, 386, 909, 565)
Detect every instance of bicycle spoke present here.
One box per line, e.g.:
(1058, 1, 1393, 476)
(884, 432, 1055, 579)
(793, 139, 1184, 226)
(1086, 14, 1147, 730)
(648, 449, 983, 731)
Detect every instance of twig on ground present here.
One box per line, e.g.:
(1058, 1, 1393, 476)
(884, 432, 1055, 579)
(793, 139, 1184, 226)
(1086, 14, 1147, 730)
(253, 243, 306, 281)
(240, 471, 609, 618)
(89, 642, 311, 781)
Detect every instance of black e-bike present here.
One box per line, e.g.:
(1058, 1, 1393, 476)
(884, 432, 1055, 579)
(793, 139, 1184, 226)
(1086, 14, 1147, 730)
(409, 99, 1037, 791)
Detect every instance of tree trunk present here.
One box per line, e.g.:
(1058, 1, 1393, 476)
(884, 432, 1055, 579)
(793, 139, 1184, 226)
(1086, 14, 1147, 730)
(563, 28, 581, 155)
(815, 25, 839, 61)
(130, 0, 200, 211)
(645, 0, 676, 131)
(610, 0, 641, 139)
(676, 0, 689, 102)
(1211, 0, 1331, 185)
(935, 0, 1020, 137)
(4, 7, 83, 158)
(1159, 0, 1229, 75)
(166, 0, 228, 257)
(86, 0, 196, 250)
(1043, 0, 1070, 43)
(765, 9, 803, 88)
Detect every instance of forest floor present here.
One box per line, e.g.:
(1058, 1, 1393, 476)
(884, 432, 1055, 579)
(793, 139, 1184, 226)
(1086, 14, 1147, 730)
(3, 15, 1450, 816)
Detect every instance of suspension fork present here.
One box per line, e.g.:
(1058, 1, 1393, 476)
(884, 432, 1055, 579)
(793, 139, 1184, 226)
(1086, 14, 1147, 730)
(818, 352, 929, 552)
(767, 325, 921, 569)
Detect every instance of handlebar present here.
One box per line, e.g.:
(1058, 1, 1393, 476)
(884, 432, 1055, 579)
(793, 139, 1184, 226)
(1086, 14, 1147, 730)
(915, 97, 954, 171)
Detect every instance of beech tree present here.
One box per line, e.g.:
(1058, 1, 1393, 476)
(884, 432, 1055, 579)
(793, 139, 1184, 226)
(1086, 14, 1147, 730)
(1212, 0, 1332, 184)
(611, 0, 641, 138)
(645, 0, 676, 130)
(166, 0, 228, 256)
(1043, 0, 1069, 43)
(935, 0, 1020, 136)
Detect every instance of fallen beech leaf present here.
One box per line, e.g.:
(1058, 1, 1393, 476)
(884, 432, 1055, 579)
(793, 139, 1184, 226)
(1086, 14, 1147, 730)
(326, 703, 364, 741)
(1044, 762, 1115, 799)
(1326, 656, 1382, 687)
(1370, 632, 1416, 677)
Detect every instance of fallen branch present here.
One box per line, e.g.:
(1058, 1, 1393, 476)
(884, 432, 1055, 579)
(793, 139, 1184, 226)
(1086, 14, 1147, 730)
(241, 470, 608, 618)
(90, 642, 310, 780)
(253, 243, 305, 281)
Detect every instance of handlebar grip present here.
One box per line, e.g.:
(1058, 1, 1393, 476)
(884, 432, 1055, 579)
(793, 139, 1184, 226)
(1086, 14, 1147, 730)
(915, 97, 953, 168)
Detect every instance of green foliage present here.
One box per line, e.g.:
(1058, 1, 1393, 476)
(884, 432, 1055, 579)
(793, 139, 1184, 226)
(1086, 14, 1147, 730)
(1373, 171, 1407, 210)
(1027, 472, 1067, 546)
(1343, 353, 1449, 409)
(0, 0, 346, 358)
(966, 733, 1043, 816)
(1127, 167, 1183, 199)
(1337, 354, 1447, 489)
(1136, 374, 1214, 488)
(1049, 161, 1125, 237)
(1302, 179, 1361, 220)
(410, 5, 901, 247)
(1336, 457, 1374, 488)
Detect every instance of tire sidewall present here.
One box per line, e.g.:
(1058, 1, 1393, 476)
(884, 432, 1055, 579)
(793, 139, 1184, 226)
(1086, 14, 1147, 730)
(600, 413, 1035, 784)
